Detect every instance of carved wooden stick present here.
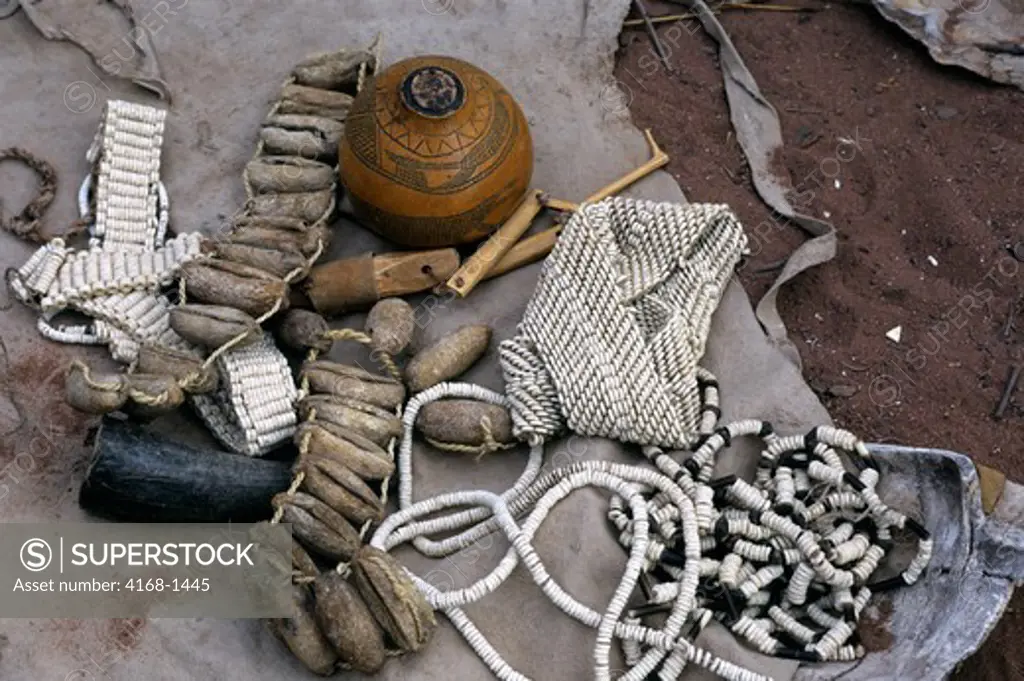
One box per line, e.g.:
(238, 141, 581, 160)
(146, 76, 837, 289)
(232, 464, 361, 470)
(487, 129, 669, 280)
(482, 225, 561, 281)
(445, 190, 544, 297)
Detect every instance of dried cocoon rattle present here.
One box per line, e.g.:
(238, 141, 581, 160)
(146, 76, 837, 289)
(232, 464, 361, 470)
(65, 362, 127, 414)
(250, 189, 334, 225)
(246, 156, 336, 194)
(261, 115, 344, 160)
(136, 344, 218, 394)
(416, 399, 514, 447)
(299, 395, 402, 448)
(353, 546, 437, 653)
(292, 50, 371, 90)
(170, 304, 261, 349)
(312, 572, 387, 674)
(278, 84, 354, 120)
(269, 583, 338, 676)
(300, 457, 384, 525)
(365, 298, 416, 356)
(229, 218, 329, 259)
(180, 260, 289, 318)
(275, 492, 361, 562)
(404, 324, 491, 393)
(292, 542, 320, 579)
(276, 309, 332, 353)
(297, 422, 396, 480)
(301, 360, 405, 409)
(214, 242, 309, 279)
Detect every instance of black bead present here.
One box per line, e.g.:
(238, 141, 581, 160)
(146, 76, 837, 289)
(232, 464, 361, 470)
(697, 377, 720, 391)
(775, 501, 794, 517)
(867, 575, 908, 592)
(903, 516, 931, 541)
(776, 648, 822, 663)
(843, 472, 867, 492)
(804, 426, 820, 450)
(660, 548, 688, 569)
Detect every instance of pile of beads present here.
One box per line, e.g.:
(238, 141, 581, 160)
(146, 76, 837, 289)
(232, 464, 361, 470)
(615, 401, 933, 665)
(369, 374, 932, 681)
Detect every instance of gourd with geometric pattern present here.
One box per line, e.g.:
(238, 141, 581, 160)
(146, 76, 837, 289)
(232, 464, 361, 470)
(340, 55, 534, 248)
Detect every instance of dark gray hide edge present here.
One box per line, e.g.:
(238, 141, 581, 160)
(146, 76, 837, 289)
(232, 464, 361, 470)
(796, 446, 1024, 681)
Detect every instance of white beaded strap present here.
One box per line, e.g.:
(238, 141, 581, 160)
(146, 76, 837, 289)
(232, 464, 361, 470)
(29, 232, 200, 311)
(84, 100, 167, 251)
(37, 317, 101, 345)
(9, 100, 186, 365)
(191, 333, 298, 457)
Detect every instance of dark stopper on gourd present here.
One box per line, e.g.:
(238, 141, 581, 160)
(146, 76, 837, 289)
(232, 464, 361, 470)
(401, 66, 465, 118)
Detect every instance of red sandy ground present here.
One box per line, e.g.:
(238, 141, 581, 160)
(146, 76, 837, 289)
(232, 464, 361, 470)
(617, 2, 1023, 678)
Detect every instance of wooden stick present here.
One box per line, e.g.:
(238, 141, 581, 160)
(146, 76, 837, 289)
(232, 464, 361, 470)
(486, 129, 670, 279)
(994, 365, 1021, 420)
(483, 225, 563, 281)
(445, 190, 544, 297)
(622, 5, 810, 25)
(542, 196, 578, 212)
(634, 0, 673, 72)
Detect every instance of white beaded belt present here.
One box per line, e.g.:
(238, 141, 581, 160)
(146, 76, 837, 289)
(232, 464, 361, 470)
(11, 100, 297, 457)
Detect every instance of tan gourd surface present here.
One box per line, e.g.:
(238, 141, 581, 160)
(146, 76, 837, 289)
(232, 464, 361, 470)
(340, 55, 533, 248)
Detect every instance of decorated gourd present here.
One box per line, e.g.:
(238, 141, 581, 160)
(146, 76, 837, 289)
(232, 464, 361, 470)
(340, 55, 533, 248)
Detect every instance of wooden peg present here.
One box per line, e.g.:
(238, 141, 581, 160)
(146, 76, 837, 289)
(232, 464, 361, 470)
(482, 225, 562, 281)
(487, 129, 670, 279)
(445, 190, 544, 297)
(302, 248, 460, 317)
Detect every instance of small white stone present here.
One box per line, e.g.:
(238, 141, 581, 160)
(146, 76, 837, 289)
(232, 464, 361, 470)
(823, 210, 832, 219)
(833, 179, 841, 190)
(927, 255, 938, 267)
(886, 326, 902, 343)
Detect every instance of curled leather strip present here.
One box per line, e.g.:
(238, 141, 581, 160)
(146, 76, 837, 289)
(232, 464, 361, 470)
(0, 147, 57, 244)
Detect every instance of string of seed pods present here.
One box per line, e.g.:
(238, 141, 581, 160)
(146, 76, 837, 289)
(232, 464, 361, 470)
(55, 37, 518, 675)
(62, 39, 383, 458)
(611, 379, 933, 667)
(261, 311, 507, 673)
(260, 308, 435, 675)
